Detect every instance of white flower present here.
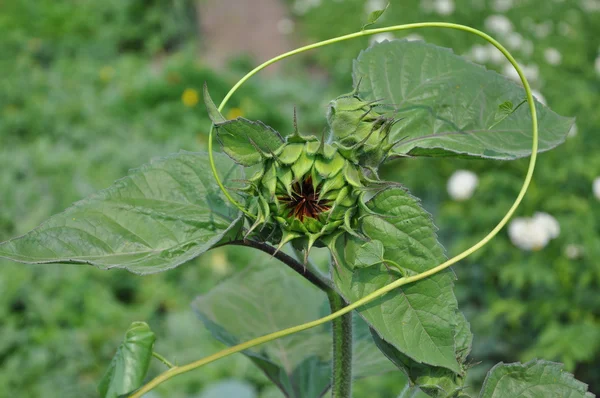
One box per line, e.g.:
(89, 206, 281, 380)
(505, 32, 523, 50)
(534, 21, 553, 38)
(593, 177, 600, 200)
(485, 15, 513, 35)
(533, 212, 560, 239)
(370, 32, 394, 45)
(532, 89, 546, 105)
(595, 56, 600, 76)
(447, 170, 478, 201)
(502, 64, 538, 84)
(544, 47, 562, 65)
(508, 212, 560, 251)
(492, 0, 513, 12)
(277, 18, 295, 35)
(434, 0, 455, 15)
(486, 44, 505, 64)
(564, 244, 583, 260)
(521, 40, 534, 57)
(470, 44, 489, 64)
(567, 123, 577, 138)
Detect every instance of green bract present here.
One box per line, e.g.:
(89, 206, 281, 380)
(327, 89, 398, 169)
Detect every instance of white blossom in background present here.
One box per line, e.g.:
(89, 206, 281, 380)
(544, 48, 562, 65)
(492, 0, 513, 12)
(567, 123, 578, 138)
(582, 0, 600, 12)
(505, 32, 523, 50)
(522, 40, 534, 57)
(508, 212, 560, 251)
(277, 18, 295, 35)
(564, 244, 583, 260)
(558, 22, 572, 37)
(447, 170, 478, 201)
(433, 0, 455, 15)
(595, 56, 600, 76)
(532, 89, 546, 105)
(485, 15, 513, 35)
(365, 0, 386, 13)
(370, 32, 394, 45)
(486, 44, 505, 64)
(470, 44, 489, 64)
(502, 63, 539, 84)
(534, 212, 560, 239)
(534, 21, 553, 38)
(593, 177, 600, 200)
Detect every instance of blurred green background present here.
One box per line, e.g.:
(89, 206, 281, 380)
(1, 0, 599, 396)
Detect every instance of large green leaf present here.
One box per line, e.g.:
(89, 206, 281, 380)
(193, 248, 396, 398)
(0, 151, 243, 274)
(331, 187, 461, 373)
(98, 322, 156, 398)
(204, 85, 284, 166)
(370, 310, 473, 397)
(353, 40, 573, 160)
(479, 360, 594, 398)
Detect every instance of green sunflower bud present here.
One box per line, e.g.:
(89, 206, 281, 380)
(246, 135, 365, 254)
(327, 90, 398, 168)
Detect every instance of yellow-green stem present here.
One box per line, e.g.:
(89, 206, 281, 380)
(130, 21, 539, 398)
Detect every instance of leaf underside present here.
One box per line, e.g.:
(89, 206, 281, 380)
(0, 151, 243, 274)
(353, 40, 573, 160)
(98, 322, 156, 398)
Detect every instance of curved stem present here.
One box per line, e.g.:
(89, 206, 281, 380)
(228, 239, 331, 291)
(131, 22, 539, 397)
(328, 290, 353, 398)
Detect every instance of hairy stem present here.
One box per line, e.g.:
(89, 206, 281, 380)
(328, 290, 353, 398)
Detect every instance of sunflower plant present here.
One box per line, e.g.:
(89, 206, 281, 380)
(0, 18, 594, 398)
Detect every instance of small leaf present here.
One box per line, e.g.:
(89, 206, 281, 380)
(204, 86, 284, 166)
(479, 360, 594, 398)
(363, 2, 390, 30)
(203, 83, 226, 124)
(353, 40, 574, 160)
(98, 322, 156, 398)
(354, 239, 385, 268)
(0, 152, 243, 274)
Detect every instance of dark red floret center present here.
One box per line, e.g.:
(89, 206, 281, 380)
(278, 176, 331, 221)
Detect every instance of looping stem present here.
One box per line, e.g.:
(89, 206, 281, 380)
(131, 21, 539, 397)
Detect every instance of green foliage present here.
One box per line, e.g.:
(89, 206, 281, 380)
(98, 322, 156, 398)
(354, 40, 572, 160)
(0, 152, 242, 274)
(479, 360, 594, 398)
(1, 0, 599, 397)
(192, 249, 396, 398)
(330, 187, 464, 373)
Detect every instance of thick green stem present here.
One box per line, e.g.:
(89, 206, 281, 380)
(328, 291, 353, 398)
